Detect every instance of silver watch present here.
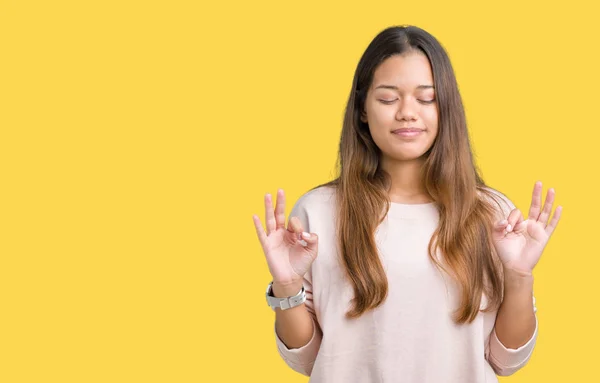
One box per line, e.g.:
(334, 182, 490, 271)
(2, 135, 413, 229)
(265, 281, 306, 311)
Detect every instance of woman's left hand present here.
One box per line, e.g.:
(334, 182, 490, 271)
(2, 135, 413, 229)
(493, 181, 563, 274)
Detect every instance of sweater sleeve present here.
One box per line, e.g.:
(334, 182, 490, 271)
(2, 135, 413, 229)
(273, 192, 323, 376)
(487, 295, 538, 376)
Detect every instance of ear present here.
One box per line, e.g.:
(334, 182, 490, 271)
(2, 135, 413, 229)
(360, 110, 368, 123)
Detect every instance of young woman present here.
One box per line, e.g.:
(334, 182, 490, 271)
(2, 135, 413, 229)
(253, 25, 562, 382)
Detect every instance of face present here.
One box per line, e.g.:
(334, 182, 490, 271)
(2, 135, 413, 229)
(361, 52, 439, 163)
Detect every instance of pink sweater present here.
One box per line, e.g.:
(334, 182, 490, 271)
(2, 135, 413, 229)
(275, 186, 537, 382)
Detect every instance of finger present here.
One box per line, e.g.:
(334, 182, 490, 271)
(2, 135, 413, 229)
(264, 193, 276, 235)
(492, 219, 509, 237)
(301, 231, 319, 254)
(515, 211, 524, 225)
(506, 209, 522, 233)
(252, 214, 268, 249)
(287, 216, 304, 236)
(528, 181, 543, 220)
(274, 189, 286, 231)
(513, 219, 528, 232)
(545, 205, 563, 236)
(537, 188, 555, 226)
(494, 219, 508, 229)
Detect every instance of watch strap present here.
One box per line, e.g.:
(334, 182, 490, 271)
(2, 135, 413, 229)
(265, 281, 306, 311)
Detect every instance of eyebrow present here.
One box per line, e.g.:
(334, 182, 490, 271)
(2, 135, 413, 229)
(374, 84, 434, 90)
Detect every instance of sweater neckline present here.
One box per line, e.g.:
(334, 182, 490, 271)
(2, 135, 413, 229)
(386, 201, 439, 219)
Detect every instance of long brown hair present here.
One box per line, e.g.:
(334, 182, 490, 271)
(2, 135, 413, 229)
(316, 25, 508, 324)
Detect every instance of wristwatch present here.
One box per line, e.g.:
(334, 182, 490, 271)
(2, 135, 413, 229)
(265, 281, 306, 311)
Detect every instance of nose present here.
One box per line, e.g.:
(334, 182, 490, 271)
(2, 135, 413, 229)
(395, 98, 417, 122)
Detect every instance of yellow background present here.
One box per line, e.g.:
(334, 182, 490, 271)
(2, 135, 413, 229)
(1, 0, 597, 381)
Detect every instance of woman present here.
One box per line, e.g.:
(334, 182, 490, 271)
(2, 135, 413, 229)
(253, 25, 562, 382)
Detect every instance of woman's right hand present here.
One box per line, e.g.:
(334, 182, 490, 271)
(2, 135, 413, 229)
(253, 189, 318, 293)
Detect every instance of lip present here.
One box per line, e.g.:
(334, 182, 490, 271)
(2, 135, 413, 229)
(391, 128, 425, 137)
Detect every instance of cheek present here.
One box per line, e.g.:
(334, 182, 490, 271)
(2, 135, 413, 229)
(422, 108, 438, 130)
(367, 104, 396, 126)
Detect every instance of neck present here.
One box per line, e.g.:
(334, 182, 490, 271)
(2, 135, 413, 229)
(381, 156, 431, 204)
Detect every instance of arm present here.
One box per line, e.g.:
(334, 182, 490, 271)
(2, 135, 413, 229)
(253, 189, 323, 376)
(273, 274, 322, 376)
(487, 268, 538, 376)
(274, 281, 315, 349)
(495, 268, 536, 349)
(487, 181, 562, 375)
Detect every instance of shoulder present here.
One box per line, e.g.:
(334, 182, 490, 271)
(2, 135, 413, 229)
(477, 185, 516, 218)
(291, 184, 337, 215)
(289, 185, 337, 231)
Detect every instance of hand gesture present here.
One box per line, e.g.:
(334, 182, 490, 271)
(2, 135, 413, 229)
(492, 181, 563, 274)
(253, 189, 318, 287)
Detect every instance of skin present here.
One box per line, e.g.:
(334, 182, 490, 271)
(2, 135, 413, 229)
(492, 182, 562, 348)
(252, 190, 317, 349)
(361, 52, 438, 204)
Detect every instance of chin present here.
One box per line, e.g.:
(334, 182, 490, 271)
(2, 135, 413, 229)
(388, 152, 428, 162)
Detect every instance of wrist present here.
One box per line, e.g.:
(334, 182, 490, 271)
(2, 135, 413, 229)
(503, 267, 534, 294)
(272, 281, 304, 298)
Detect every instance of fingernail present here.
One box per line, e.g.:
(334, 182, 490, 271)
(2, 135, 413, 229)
(506, 224, 512, 232)
(302, 232, 310, 239)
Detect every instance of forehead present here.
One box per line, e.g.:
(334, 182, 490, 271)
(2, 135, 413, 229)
(371, 53, 434, 90)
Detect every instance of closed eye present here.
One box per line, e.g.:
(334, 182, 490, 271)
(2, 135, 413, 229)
(378, 99, 435, 105)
